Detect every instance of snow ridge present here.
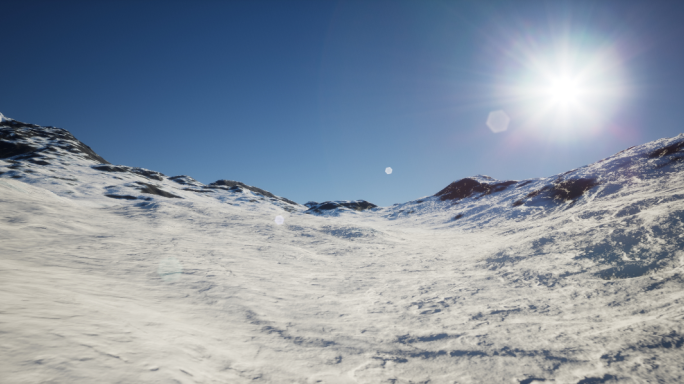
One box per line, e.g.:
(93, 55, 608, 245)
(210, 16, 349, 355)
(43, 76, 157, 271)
(0, 117, 303, 211)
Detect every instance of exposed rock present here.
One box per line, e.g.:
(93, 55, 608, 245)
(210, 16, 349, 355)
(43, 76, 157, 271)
(0, 141, 37, 159)
(648, 140, 684, 158)
(105, 194, 138, 200)
(183, 188, 214, 193)
(169, 175, 204, 186)
(0, 119, 40, 129)
(551, 178, 599, 201)
(306, 200, 377, 213)
(648, 140, 684, 168)
(0, 118, 108, 163)
(208, 179, 298, 206)
(513, 178, 599, 207)
(135, 182, 181, 199)
(28, 158, 51, 166)
(93, 165, 129, 173)
(435, 177, 517, 201)
(524, 185, 552, 200)
(93, 165, 165, 181)
(130, 168, 165, 181)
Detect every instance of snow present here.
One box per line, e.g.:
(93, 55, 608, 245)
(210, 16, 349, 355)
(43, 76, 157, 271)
(2, 121, 684, 383)
(0, 112, 7, 122)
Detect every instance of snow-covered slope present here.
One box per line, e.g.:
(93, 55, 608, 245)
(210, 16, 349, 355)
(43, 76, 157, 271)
(0, 116, 303, 212)
(2, 115, 684, 383)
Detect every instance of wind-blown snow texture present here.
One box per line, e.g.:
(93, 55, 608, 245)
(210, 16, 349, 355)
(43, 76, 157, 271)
(2, 115, 684, 383)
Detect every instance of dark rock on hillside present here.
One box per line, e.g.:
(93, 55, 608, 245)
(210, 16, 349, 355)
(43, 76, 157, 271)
(105, 194, 138, 200)
(28, 159, 50, 166)
(208, 179, 251, 190)
(648, 140, 684, 158)
(305, 200, 377, 214)
(0, 119, 40, 129)
(207, 179, 299, 206)
(93, 165, 129, 173)
(0, 141, 36, 159)
(93, 165, 166, 181)
(169, 175, 203, 187)
(516, 180, 534, 188)
(135, 182, 181, 199)
(514, 178, 599, 206)
(648, 140, 684, 168)
(435, 177, 518, 201)
(552, 178, 599, 201)
(183, 188, 214, 193)
(131, 168, 165, 181)
(0, 118, 108, 164)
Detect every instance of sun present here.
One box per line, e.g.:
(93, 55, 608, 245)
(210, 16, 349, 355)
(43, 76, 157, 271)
(547, 76, 580, 104)
(501, 42, 627, 132)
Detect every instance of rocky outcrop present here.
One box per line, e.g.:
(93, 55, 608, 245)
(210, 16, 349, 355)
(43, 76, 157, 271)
(169, 175, 204, 187)
(135, 182, 181, 198)
(305, 200, 377, 213)
(93, 164, 166, 181)
(513, 177, 599, 206)
(0, 117, 108, 164)
(208, 179, 299, 206)
(435, 176, 518, 201)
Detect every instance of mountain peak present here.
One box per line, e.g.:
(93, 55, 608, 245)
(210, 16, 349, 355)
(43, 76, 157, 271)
(0, 118, 109, 164)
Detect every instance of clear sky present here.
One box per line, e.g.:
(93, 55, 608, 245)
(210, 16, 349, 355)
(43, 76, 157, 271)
(2, 0, 684, 206)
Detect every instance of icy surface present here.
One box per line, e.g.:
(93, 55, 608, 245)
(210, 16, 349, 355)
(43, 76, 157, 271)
(2, 119, 684, 383)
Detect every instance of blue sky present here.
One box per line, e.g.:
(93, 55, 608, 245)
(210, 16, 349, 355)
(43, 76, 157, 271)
(2, 0, 684, 206)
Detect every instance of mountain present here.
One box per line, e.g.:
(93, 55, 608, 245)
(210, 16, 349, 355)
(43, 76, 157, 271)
(2, 115, 684, 383)
(0, 115, 380, 214)
(0, 115, 303, 211)
(381, 134, 684, 280)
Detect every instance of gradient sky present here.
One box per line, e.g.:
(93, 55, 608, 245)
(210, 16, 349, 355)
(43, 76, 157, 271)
(3, 0, 684, 206)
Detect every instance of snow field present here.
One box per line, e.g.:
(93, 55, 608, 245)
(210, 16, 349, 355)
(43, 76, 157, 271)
(2, 175, 684, 383)
(2, 124, 684, 382)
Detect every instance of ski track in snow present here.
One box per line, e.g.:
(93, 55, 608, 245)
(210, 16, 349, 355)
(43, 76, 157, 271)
(2, 120, 684, 383)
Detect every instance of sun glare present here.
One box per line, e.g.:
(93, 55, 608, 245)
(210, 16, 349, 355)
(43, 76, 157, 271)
(496, 34, 628, 135)
(548, 77, 580, 104)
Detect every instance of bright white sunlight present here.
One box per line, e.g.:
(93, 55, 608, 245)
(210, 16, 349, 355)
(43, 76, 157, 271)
(547, 76, 580, 104)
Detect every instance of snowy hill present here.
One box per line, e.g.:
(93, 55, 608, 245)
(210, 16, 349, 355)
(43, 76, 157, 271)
(0, 115, 303, 212)
(382, 134, 684, 281)
(2, 115, 684, 383)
